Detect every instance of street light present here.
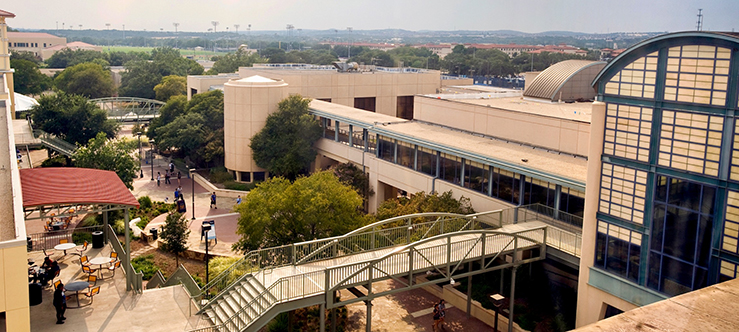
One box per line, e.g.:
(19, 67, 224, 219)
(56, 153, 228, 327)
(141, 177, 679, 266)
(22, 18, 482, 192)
(189, 168, 196, 220)
(490, 294, 505, 332)
(149, 140, 155, 181)
(137, 132, 144, 178)
(202, 222, 212, 285)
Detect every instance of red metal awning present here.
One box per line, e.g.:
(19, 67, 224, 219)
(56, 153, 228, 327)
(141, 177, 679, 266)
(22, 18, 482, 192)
(20, 168, 139, 208)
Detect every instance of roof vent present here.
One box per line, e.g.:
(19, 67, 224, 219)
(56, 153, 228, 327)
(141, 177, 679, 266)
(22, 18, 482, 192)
(332, 62, 359, 72)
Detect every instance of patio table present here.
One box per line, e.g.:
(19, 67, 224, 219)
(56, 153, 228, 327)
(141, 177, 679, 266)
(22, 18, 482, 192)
(64, 281, 89, 308)
(89, 257, 112, 278)
(54, 243, 76, 256)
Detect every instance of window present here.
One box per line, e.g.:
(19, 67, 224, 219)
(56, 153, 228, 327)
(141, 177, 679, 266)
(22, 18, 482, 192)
(439, 153, 462, 185)
(599, 163, 648, 224)
(729, 120, 739, 181)
(664, 45, 730, 106)
(522, 177, 556, 208)
(648, 176, 715, 296)
(378, 135, 395, 163)
(354, 97, 376, 112)
(658, 110, 722, 177)
(322, 118, 335, 140)
(560, 187, 585, 218)
(417, 146, 437, 177)
(491, 168, 520, 204)
(603, 103, 653, 163)
(337, 122, 351, 145)
(595, 221, 641, 282)
(239, 172, 251, 182)
(464, 160, 489, 195)
(396, 96, 414, 120)
(396, 141, 414, 169)
(720, 260, 739, 282)
(722, 190, 739, 255)
(604, 52, 658, 99)
(253, 172, 266, 182)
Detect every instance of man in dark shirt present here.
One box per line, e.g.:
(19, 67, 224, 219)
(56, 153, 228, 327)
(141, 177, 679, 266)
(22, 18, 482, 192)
(53, 283, 67, 324)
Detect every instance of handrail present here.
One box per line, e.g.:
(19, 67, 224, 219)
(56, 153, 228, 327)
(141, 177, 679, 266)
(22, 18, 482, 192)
(192, 228, 547, 332)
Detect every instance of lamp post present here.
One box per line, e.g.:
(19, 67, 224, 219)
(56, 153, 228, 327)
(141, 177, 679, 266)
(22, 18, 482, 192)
(149, 140, 155, 181)
(137, 132, 144, 178)
(202, 223, 211, 285)
(490, 294, 505, 332)
(189, 168, 196, 220)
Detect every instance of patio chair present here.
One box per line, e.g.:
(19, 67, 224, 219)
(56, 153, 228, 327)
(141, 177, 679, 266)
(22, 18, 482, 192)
(42, 248, 55, 258)
(82, 265, 98, 277)
(109, 252, 118, 263)
(84, 286, 100, 304)
(79, 255, 91, 267)
(107, 260, 121, 278)
(53, 280, 61, 290)
(87, 275, 97, 288)
(59, 239, 68, 244)
(44, 224, 53, 232)
(74, 241, 89, 256)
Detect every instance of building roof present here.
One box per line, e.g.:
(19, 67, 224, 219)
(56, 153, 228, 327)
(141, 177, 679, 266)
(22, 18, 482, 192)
(436, 95, 592, 123)
(44, 41, 98, 51)
(20, 168, 139, 208)
(0, 9, 15, 17)
(310, 100, 587, 188)
(524, 60, 606, 101)
(7, 32, 64, 39)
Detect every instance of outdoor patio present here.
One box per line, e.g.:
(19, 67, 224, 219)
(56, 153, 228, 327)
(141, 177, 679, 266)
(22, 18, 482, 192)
(27, 245, 195, 332)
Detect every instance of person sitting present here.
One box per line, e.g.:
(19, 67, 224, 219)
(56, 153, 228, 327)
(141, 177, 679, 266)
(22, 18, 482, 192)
(41, 257, 54, 269)
(41, 261, 60, 286)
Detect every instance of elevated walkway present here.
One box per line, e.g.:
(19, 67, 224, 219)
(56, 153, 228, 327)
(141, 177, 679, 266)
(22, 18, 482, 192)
(177, 206, 581, 332)
(90, 97, 165, 122)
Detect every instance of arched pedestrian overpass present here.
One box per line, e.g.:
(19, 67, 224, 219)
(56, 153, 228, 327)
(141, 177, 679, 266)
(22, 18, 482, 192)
(90, 97, 165, 122)
(177, 206, 581, 332)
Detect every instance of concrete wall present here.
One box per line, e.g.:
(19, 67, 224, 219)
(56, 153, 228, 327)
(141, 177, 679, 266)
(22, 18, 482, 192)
(187, 75, 233, 99)
(7, 32, 66, 58)
(414, 96, 590, 156)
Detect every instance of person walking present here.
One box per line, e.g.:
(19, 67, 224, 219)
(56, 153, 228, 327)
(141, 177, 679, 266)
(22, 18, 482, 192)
(210, 192, 217, 209)
(53, 283, 67, 324)
(434, 299, 447, 330)
(432, 303, 441, 331)
(165, 170, 171, 185)
(169, 162, 175, 173)
(236, 195, 242, 205)
(156, 172, 161, 186)
(177, 171, 182, 186)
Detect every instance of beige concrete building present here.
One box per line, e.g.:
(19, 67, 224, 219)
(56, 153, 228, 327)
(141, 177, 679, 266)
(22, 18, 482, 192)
(0, 9, 31, 331)
(7, 32, 66, 59)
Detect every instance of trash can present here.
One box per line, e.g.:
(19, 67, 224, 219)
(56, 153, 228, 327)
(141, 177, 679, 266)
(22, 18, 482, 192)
(92, 231, 104, 248)
(27, 236, 32, 252)
(29, 283, 42, 306)
(149, 228, 158, 241)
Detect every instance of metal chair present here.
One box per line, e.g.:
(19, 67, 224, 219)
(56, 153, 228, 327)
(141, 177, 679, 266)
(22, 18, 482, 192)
(59, 239, 68, 244)
(79, 255, 91, 267)
(107, 260, 121, 278)
(87, 275, 97, 288)
(74, 241, 89, 256)
(84, 286, 100, 304)
(42, 248, 55, 258)
(53, 280, 62, 290)
(82, 265, 98, 277)
(109, 252, 118, 263)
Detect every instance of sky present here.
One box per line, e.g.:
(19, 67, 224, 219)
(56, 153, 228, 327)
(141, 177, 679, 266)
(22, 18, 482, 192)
(4, 0, 738, 34)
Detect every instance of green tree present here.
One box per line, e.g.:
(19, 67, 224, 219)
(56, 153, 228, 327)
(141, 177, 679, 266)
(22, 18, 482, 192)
(10, 50, 41, 64)
(234, 171, 366, 252)
(45, 48, 108, 68)
(375, 190, 475, 221)
(10, 59, 52, 95)
(331, 162, 374, 201)
(250, 95, 322, 180)
(54, 62, 115, 98)
(159, 212, 191, 267)
(208, 48, 265, 74)
(119, 47, 203, 99)
(154, 75, 187, 101)
(147, 95, 187, 140)
(73, 132, 139, 189)
(31, 92, 118, 145)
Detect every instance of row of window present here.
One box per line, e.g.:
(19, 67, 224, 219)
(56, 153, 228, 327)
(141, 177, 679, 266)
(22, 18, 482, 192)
(319, 117, 585, 218)
(10, 42, 44, 48)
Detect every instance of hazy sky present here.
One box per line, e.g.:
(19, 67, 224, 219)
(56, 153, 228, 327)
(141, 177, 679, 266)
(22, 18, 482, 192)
(4, 0, 738, 34)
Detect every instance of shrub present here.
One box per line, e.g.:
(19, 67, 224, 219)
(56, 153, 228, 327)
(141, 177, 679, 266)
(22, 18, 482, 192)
(138, 196, 153, 209)
(224, 181, 256, 191)
(136, 216, 150, 229)
(209, 168, 233, 184)
(72, 232, 93, 244)
(41, 155, 71, 167)
(131, 254, 159, 280)
(80, 215, 100, 227)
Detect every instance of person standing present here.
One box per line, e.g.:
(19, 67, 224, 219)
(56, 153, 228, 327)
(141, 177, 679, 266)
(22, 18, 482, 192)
(165, 170, 171, 185)
(210, 192, 217, 209)
(177, 171, 182, 186)
(156, 172, 161, 186)
(53, 283, 67, 324)
(236, 195, 242, 205)
(435, 299, 447, 330)
(169, 162, 175, 173)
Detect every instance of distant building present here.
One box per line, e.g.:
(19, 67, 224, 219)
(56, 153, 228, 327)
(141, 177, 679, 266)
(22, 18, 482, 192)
(8, 32, 102, 60)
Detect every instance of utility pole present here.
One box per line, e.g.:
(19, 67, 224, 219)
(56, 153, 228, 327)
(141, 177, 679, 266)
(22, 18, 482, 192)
(211, 21, 219, 33)
(173, 22, 179, 33)
(347, 27, 353, 59)
(248, 24, 251, 36)
(234, 24, 239, 35)
(696, 9, 703, 31)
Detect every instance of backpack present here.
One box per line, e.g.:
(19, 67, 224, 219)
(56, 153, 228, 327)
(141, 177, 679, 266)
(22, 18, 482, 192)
(432, 306, 440, 320)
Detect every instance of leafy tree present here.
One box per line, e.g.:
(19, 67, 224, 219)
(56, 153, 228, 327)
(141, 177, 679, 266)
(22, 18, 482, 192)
(54, 62, 115, 98)
(10, 50, 41, 64)
(375, 190, 475, 222)
(119, 47, 203, 99)
(31, 92, 118, 145)
(250, 95, 322, 180)
(331, 162, 374, 201)
(159, 212, 191, 267)
(147, 95, 187, 140)
(154, 75, 187, 101)
(234, 171, 367, 252)
(10, 59, 52, 95)
(208, 48, 265, 74)
(45, 48, 108, 68)
(73, 132, 139, 189)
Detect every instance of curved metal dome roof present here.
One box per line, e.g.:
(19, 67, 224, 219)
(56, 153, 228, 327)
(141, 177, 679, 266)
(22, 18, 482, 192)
(524, 60, 606, 101)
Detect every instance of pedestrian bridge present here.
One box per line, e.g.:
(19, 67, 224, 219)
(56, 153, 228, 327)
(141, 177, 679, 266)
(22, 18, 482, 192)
(90, 97, 165, 122)
(176, 205, 581, 332)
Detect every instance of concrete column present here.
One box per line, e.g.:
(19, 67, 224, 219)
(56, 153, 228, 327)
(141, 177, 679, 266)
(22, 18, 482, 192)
(508, 266, 518, 332)
(320, 303, 326, 332)
(124, 208, 131, 291)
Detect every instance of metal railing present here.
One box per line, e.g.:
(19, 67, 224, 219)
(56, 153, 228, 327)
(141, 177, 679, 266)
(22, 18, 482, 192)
(106, 225, 143, 293)
(27, 225, 103, 251)
(190, 228, 546, 332)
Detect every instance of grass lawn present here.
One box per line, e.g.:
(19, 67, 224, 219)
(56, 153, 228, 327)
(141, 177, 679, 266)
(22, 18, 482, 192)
(102, 45, 228, 60)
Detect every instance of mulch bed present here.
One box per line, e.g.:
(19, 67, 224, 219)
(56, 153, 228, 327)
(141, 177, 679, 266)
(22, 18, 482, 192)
(129, 238, 207, 282)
